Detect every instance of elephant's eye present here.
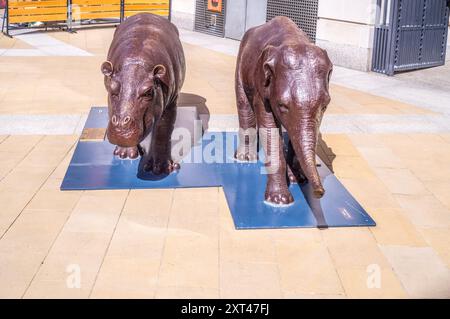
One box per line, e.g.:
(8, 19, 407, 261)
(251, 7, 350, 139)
(279, 103, 289, 114)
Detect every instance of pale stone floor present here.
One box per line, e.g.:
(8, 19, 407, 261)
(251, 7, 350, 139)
(0, 26, 450, 299)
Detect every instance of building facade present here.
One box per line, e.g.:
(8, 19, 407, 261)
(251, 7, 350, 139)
(171, 0, 449, 72)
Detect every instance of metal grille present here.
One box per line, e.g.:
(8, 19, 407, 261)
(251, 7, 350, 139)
(372, 0, 449, 75)
(266, 0, 319, 42)
(194, 0, 226, 37)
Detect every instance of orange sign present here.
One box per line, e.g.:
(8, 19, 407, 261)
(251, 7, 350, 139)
(207, 0, 222, 13)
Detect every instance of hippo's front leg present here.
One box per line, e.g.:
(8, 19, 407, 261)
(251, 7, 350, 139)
(145, 100, 178, 175)
(113, 146, 140, 159)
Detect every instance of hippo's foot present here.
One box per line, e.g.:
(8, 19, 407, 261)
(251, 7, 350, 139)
(234, 144, 258, 162)
(264, 186, 294, 206)
(114, 146, 139, 159)
(144, 155, 180, 175)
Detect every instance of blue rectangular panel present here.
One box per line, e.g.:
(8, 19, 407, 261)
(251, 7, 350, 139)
(61, 107, 376, 229)
(84, 107, 109, 129)
(61, 141, 223, 190)
(219, 157, 375, 229)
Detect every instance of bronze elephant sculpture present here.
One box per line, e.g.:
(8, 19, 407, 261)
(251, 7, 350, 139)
(235, 16, 333, 206)
(101, 13, 185, 175)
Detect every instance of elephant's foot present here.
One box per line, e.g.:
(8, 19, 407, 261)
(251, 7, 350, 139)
(114, 146, 139, 159)
(287, 164, 307, 184)
(287, 166, 296, 183)
(234, 144, 258, 162)
(144, 154, 180, 175)
(264, 184, 294, 206)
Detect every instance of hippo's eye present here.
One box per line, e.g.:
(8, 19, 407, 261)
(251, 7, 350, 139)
(278, 103, 289, 114)
(142, 89, 154, 100)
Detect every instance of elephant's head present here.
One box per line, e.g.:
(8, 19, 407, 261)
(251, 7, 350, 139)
(101, 59, 169, 147)
(257, 43, 333, 198)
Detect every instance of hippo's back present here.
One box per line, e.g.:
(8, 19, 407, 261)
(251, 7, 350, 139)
(109, 13, 181, 60)
(113, 13, 179, 42)
(107, 13, 185, 97)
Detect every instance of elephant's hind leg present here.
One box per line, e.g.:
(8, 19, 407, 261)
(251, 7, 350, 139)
(286, 140, 307, 184)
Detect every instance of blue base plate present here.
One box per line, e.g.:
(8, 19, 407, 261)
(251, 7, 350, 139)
(220, 159, 374, 229)
(61, 107, 375, 229)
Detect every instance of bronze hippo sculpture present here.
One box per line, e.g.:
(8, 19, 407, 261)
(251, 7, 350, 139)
(101, 13, 185, 175)
(235, 16, 333, 206)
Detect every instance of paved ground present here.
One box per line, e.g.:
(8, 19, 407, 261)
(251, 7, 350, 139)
(0, 24, 450, 298)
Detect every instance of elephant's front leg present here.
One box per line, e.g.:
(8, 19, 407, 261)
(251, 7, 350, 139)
(145, 101, 179, 175)
(235, 72, 257, 162)
(257, 102, 293, 205)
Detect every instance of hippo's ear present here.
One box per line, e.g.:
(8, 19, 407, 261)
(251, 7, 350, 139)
(101, 61, 114, 77)
(153, 64, 169, 87)
(261, 46, 276, 87)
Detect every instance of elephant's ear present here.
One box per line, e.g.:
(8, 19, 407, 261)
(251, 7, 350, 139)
(261, 46, 276, 87)
(153, 64, 170, 88)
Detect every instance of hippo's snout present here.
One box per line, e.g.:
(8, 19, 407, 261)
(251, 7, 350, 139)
(107, 115, 142, 147)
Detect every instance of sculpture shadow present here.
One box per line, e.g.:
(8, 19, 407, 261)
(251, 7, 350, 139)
(137, 92, 210, 181)
(317, 133, 336, 173)
(178, 92, 211, 132)
(311, 133, 336, 228)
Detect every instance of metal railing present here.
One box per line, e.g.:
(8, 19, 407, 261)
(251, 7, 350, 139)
(2, 0, 171, 37)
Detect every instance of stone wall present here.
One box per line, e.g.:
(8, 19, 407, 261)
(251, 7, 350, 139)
(171, 0, 196, 30)
(315, 0, 377, 71)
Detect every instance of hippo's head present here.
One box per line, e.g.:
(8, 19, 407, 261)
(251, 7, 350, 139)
(258, 43, 332, 198)
(101, 59, 169, 147)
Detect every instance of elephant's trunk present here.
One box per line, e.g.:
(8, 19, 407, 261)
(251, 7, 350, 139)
(290, 120, 325, 198)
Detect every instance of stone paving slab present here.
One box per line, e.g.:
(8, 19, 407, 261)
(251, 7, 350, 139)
(0, 131, 448, 298)
(381, 246, 450, 298)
